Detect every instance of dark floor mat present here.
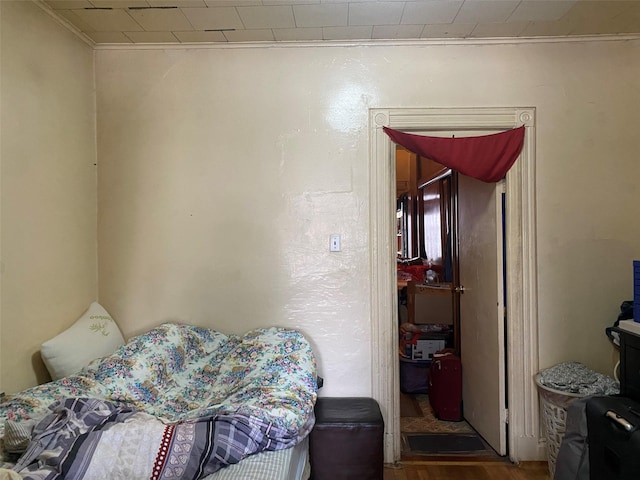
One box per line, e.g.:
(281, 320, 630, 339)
(406, 433, 487, 453)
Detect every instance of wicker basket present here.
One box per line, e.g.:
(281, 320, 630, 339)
(534, 373, 585, 478)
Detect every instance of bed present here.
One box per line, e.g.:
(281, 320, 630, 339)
(0, 322, 318, 479)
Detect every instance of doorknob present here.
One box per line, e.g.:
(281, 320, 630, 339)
(455, 285, 465, 294)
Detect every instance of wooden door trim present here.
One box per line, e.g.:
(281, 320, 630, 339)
(368, 107, 542, 463)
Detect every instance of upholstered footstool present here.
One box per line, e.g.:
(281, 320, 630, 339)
(309, 397, 384, 480)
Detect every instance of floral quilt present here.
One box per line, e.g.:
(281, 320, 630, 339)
(0, 323, 318, 478)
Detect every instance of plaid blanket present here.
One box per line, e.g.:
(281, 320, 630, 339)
(13, 398, 294, 480)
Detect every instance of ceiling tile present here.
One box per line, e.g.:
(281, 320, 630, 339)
(44, 1, 93, 8)
(73, 8, 144, 31)
(180, 7, 243, 30)
(372, 24, 425, 39)
(508, 1, 577, 23)
(173, 30, 227, 42)
(204, 0, 260, 5)
(571, 20, 637, 35)
(469, 20, 528, 37)
(128, 8, 193, 31)
(88, 0, 150, 7)
(236, 5, 296, 29)
(401, 1, 463, 25)
(148, 0, 206, 6)
(563, 0, 632, 20)
(56, 9, 97, 32)
(85, 31, 133, 42)
(293, 3, 347, 27)
(223, 28, 276, 41)
(562, 0, 639, 35)
(124, 31, 180, 42)
(264, 0, 320, 4)
(349, 1, 404, 26)
(615, 4, 640, 33)
(421, 22, 474, 38)
(273, 27, 324, 40)
(455, 0, 519, 24)
(323, 25, 372, 40)
(519, 19, 573, 37)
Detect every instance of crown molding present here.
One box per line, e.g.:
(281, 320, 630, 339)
(33, 0, 96, 48)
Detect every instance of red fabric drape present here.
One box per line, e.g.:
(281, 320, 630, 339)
(383, 126, 525, 183)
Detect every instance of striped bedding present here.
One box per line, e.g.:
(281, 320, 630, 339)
(204, 436, 310, 480)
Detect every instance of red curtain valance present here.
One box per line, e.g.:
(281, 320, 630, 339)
(383, 126, 525, 183)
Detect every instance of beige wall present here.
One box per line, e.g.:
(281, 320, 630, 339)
(95, 39, 640, 397)
(2, 0, 639, 402)
(0, 1, 97, 392)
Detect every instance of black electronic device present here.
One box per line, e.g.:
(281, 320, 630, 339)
(615, 327, 640, 403)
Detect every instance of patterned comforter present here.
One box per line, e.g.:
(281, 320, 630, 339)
(0, 323, 318, 479)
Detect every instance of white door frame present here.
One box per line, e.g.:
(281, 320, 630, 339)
(368, 107, 543, 463)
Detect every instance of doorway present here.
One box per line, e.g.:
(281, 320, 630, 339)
(368, 107, 543, 464)
(396, 149, 506, 458)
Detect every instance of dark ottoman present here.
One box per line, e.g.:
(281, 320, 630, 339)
(310, 397, 384, 480)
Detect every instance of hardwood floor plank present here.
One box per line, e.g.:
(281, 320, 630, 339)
(384, 461, 550, 480)
(396, 393, 551, 479)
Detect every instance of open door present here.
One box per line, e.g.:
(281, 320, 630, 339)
(457, 172, 507, 456)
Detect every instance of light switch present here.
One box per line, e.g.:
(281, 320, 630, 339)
(330, 234, 341, 252)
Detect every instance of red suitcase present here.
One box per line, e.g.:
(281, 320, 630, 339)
(428, 349, 463, 421)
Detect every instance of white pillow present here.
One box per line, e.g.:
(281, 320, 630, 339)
(41, 302, 125, 380)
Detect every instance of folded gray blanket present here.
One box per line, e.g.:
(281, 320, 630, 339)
(538, 362, 619, 396)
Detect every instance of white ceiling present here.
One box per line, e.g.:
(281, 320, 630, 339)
(39, 0, 640, 45)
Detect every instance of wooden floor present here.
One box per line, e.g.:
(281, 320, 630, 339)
(384, 460, 551, 480)
(394, 393, 551, 479)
